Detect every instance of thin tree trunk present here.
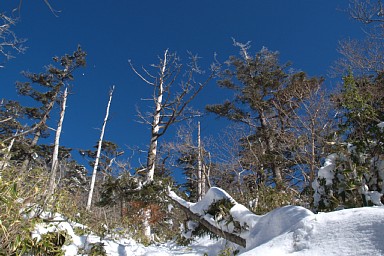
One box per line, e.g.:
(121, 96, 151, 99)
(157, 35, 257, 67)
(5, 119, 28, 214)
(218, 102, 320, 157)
(143, 208, 152, 238)
(197, 121, 206, 200)
(120, 198, 127, 219)
(146, 50, 167, 183)
(260, 111, 283, 186)
(309, 120, 316, 190)
(47, 87, 68, 197)
(86, 86, 115, 211)
(0, 136, 15, 172)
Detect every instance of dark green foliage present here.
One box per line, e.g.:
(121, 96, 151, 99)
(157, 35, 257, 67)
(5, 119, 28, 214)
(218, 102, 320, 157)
(28, 231, 69, 256)
(88, 242, 107, 256)
(313, 71, 383, 211)
(328, 72, 384, 209)
(2, 46, 86, 171)
(207, 43, 322, 191)
(335, 72, 383, 145)
(98, 172, 174, 207)
(177, 144, 199, 202)
(205, 199, 234, 219)
(0, 100, 25, 138)
(80, 140, 123, 177)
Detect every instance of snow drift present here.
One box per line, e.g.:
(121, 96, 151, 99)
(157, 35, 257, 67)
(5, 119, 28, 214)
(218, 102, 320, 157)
(33, 187, 384, 255)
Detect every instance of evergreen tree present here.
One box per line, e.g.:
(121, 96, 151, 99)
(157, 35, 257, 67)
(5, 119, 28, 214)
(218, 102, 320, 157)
(317, 71, 384, 210)
(206, 42, 322, 190)
(11, 46, 86, 170)
(177, 143, 199, 202)
(80, 140, 123, 179)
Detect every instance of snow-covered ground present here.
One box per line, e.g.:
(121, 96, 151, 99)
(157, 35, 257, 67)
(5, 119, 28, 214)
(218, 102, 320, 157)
(35, 197, 384, 255)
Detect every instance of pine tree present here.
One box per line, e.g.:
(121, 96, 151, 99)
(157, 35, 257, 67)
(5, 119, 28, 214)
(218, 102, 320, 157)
(9, 46, 86, 171)
(206, 41, 322, 190)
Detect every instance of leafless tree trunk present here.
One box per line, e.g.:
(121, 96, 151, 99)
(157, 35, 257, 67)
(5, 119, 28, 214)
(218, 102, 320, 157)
(0, 136, 15, 172)
(197, 121, 202, 200)
(130, 50, 217, 184)
(47, 87, 68, 197)
(86, 86, 115, 211)
(130, 50, 217, 240)
(146, 50, 167, 183)
(197, 121, 206, 200)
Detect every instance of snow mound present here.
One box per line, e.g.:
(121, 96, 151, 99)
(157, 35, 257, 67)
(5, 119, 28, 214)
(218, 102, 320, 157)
(34, 187, 384, 256)
(241, 207, 384, 256)
(170, 187, 384, 256)
(244, 205, 314, 250)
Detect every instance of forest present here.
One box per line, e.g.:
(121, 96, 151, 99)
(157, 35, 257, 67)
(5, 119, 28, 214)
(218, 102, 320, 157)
(1, 1, 384, 255)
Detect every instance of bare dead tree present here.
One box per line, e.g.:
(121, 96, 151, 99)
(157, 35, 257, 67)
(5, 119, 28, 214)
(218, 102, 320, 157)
(130, 50, 217, 240)
(335, 37, 384, 75)
(0, 13, 26, 68)
(349, 0, 384, 24)
(335, 1, 384, 74)
(197, 121, 204, 200)
(87, 86, 115, 211)
(208, 124, 252, 200)
(275, 87, 336, 194)
(16, 0, 61, 17)
(47, 87, 68, 198)
(1, 0, 61, 67)
(129, 50, 218, 184)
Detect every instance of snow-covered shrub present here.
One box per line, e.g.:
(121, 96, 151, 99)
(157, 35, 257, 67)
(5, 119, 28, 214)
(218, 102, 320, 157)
(323, 72, 384, 211)
(29, 230, 69, 256)
(0, 160, 86, 255)
(217, 246, 240, 256)
(246, 184, 298, 215)
(313, 133, 384, 211)
(88, 242, 107, 256)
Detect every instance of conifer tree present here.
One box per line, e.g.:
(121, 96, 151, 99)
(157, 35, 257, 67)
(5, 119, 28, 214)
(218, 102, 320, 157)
(206, 41, 322, 190)
(9, 46, 86, 171)
(321, 71, 384, 210)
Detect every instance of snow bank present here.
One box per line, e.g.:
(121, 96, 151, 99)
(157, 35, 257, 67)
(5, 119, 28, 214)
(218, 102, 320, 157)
(32, 187, 384, 256)
(170, 187, 384, 256)
(243, 205, 313, 250)
(242, 207, 384, 256)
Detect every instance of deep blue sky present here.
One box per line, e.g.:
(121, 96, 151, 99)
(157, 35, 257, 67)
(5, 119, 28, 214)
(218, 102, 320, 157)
(1, 1, 364, 174)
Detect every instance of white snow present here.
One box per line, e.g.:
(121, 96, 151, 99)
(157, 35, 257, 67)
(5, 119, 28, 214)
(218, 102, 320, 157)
(242, 207, 384, 256)
(34, 187, 384, 255)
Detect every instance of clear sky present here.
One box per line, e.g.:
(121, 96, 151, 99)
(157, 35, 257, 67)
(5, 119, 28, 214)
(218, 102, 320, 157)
(1, 1, 364, 174)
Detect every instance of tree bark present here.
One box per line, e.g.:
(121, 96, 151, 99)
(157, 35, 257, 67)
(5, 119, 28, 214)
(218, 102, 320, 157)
(260, 111, 282, 187)
(197, 121, 206, 200)
(0, 137, 15, 172)
(86, 86, 114, 211)
(47, 87, 68, 197)
(146, 50, 167, 183)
